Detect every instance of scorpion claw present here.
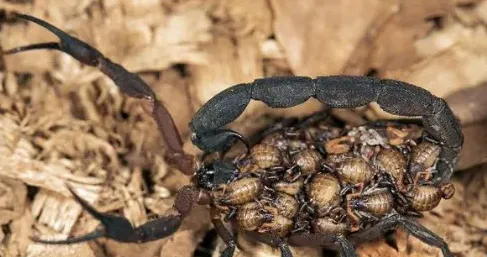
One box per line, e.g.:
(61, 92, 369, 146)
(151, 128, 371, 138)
(30, 229, 105, 245)
(7, 13, 104, 67)
(60, 186, 139, 243)
(66, 186, 132, 230)
(4, 42, 61, 55)
(28, 185, 137, 244)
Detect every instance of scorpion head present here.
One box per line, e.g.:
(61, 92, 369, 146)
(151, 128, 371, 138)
(195, 159, 239, 190)
(348, 197, 366, 211)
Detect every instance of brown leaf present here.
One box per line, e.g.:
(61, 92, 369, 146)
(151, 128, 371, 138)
(457, 121, 487, 170)
(446, 82, 487, 126)
(270, 0, 398, 76)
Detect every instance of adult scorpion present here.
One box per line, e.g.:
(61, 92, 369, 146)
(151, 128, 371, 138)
(3, 13, 463, 257)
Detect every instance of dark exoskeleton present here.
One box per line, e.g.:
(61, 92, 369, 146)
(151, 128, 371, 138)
(3, 13, 463, 257)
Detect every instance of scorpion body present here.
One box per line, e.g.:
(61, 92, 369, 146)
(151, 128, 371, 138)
(410, 141, 442, 174)
(336, 157, 376, 185)
(376, 148, 408, 189)
(250, 144, 283, 169)
(218, 177, 263, 205)
(410, 184, 455, 211)
(266, 192, 299, 219)
(273, 178, 304, 196)
(236, 202, 273, 231)
(306, 173, 343, 217)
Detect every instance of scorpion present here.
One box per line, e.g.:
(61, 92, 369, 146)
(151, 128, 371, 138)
(3, 13, 463, 257)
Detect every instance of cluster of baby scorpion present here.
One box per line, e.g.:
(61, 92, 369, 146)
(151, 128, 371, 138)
(202, 117, 455, 240)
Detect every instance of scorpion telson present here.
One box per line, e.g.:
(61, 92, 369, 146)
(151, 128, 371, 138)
(4, 13, 463, 257)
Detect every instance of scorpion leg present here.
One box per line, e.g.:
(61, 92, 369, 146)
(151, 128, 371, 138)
(4, 13, 195, 174)
(348, 213, 452, 257)
(32, 185, 205, 243)
(211, 207, 236, 257)
(336, 235, 359, 257)
(288, 233, 357, 257)
(348, 213, 399, 244)
(397, 215, 453, 257)
(279, 241, 293, 257)
(242, 231, 292, 257)
(224, 206, 238, 222)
